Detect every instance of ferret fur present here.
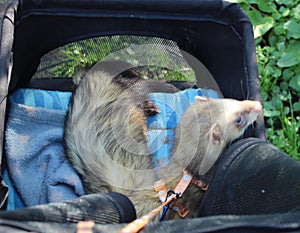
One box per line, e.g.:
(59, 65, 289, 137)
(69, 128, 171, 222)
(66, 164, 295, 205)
(64, 63, 262, 221)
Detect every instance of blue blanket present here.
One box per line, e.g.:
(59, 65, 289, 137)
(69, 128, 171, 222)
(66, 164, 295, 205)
(4, 89, 85, 210)
(4, 87, 220, 210)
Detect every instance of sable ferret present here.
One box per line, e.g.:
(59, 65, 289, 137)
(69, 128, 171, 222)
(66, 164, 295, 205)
(64, 61, 262, 220)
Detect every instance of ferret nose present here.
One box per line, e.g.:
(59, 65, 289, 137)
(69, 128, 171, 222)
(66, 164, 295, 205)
(244, 100, 262, 114)
(252, 101, 262, 113)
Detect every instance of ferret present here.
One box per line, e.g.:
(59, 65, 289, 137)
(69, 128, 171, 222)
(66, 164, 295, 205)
(64, 61, 262, 221)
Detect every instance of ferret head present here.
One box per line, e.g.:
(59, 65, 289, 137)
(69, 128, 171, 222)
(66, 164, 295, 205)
(173, 96, 262, 176)
(196, 96, 262, 175)
(194, 97, 262, 144)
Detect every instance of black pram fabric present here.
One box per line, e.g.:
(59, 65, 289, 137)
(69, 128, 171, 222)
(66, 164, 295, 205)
(0, 192, 137, 224)
(199, 138, 300, 216)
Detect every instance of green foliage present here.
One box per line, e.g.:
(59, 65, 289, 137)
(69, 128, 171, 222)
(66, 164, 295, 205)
(230, 0, 300, 159)
(48, 37, 133, 77)
(48, 36, 196, 82)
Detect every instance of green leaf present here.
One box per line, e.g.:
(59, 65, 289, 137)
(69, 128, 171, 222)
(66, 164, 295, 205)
(277, 43, 300, 67)
(289, 74, 300, 92)
(280, 81, 289, 89)
(282, 68, 295, 80)
(256, 0, 277, 13)
(279, 6, 290, 17)
(293, 4, 300, 18)
(273, 97, 283, 109)
(268, 33, 279, 47)
(277, 41, 286, 51)
(274, 86, 281, 93)
(295, 65, 300, 74)
(272, 11, 282, 20)
(248, 10, 275, 38)
(274, 24, 285, 36)
(264, 108, 281, 117)
(263, 102, 281, 117)
(293, 102, 300, 112)
(284, 20, 300, 39)
(283, 106, 290, 115)
(275, 0, 294, 6)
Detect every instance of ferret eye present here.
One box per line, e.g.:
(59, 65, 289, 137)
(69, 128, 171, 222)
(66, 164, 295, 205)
(235, 116, 244, 126)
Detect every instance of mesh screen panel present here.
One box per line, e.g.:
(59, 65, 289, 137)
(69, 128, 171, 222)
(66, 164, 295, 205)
(32, 35, 197, 82)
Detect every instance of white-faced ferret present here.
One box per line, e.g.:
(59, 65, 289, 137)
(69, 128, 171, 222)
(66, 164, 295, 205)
(64, 61, 262, 221)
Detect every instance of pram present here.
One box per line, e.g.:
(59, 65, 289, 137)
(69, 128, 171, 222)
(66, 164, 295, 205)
(0, 0, 299, 232)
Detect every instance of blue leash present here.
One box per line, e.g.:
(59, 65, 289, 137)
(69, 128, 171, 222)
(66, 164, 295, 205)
(160, 205, 169, 221)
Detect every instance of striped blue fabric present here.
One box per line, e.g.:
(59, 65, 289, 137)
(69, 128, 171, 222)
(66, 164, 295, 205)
(10, 88, 71, 111)
(147, 88, 221, 167)
(10, 88, 221, 168)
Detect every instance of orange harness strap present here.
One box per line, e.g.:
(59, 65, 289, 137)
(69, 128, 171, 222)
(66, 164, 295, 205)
(155, 170, 208, 218)
(118, 170, 193, 233)
(192, 177, 208, 191)
(118, 192, 176, 233)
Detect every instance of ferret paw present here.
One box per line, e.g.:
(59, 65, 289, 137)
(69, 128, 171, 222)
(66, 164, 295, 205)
(142, 100, 161, 116)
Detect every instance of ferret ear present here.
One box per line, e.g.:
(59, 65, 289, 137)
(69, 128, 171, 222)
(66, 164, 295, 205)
(195, 96, 207, 103)
(198, 123, 224, 175)
(211, 123, 223, 145)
